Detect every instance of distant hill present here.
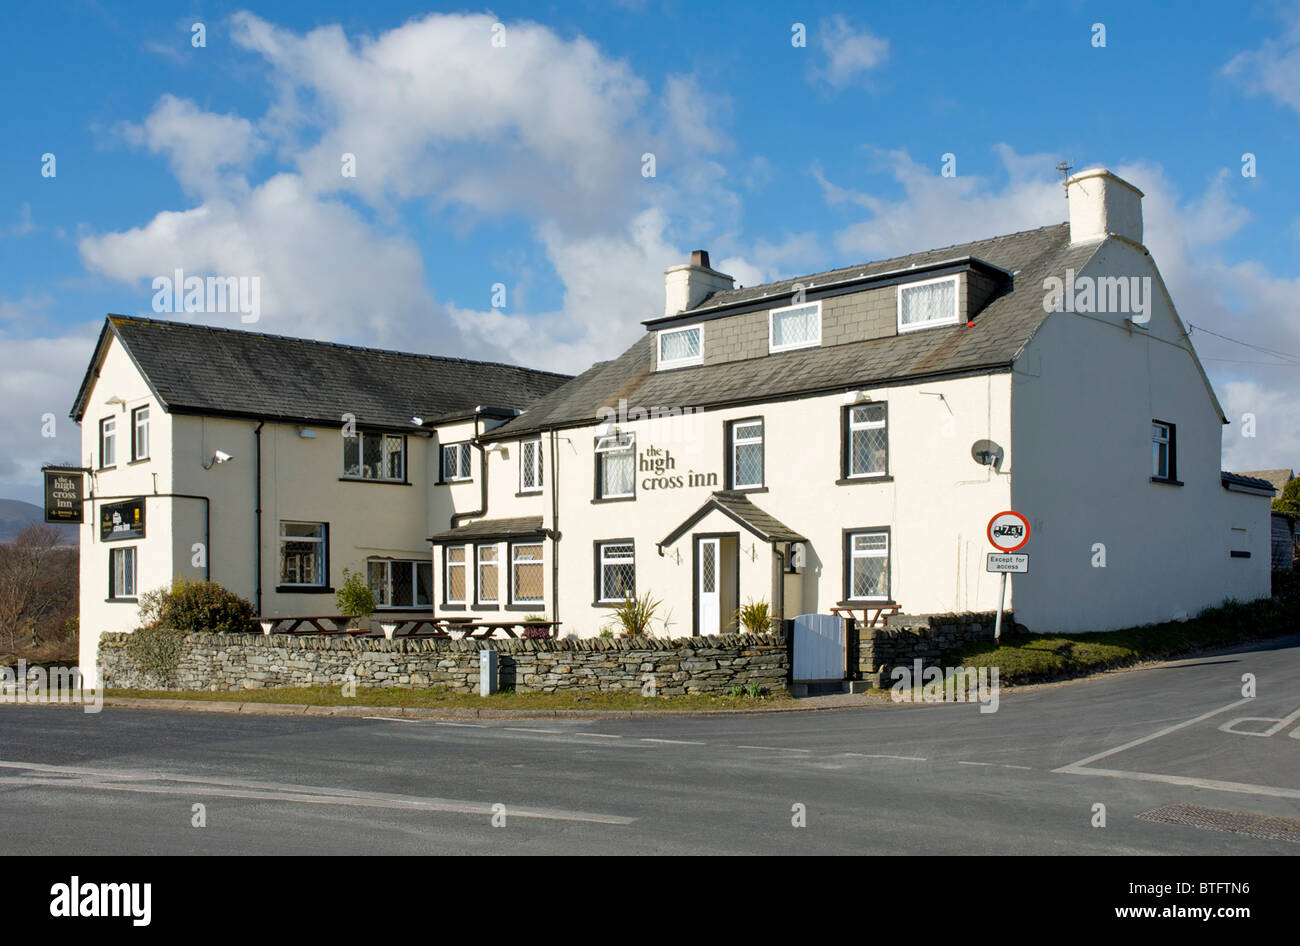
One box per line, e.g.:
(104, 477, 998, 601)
(0, 499, 79, 545)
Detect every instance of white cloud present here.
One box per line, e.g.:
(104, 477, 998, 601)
(77, 12, 737, 370)
(811, 16, 889, 89)
(118, 94, 263, 198)
(1221, 6, 1300, 112)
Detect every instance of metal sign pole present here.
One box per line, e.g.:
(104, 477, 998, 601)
(994, 571, 1008, 642)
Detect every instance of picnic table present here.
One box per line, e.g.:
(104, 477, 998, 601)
(829, 603, 900, 628)
(252, 616, 559, 640)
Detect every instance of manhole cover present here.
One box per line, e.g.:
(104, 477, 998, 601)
(1137, 803, 1300, 844)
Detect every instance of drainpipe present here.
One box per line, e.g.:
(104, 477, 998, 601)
(254, 420, 265, 615)
(548, 428, 560, 628)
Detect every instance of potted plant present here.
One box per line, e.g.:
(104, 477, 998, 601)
(335, 568, 378, 634)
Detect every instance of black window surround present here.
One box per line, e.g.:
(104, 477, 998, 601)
(275, 521, 331, 593)
(107, 545, 137, 602)
(442, 544, 469, 607)
(592, 434, 637, 503)
(724, 416, 765, 492)
(1150, 418, 1181, 486)
(841, 526, 892, 604)
(839, 401, 890, 482)
(473, 541, 502, 610)
(592, 538, 636, 607)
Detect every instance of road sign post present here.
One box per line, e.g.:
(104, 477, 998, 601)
(986, 512, 1030, 642)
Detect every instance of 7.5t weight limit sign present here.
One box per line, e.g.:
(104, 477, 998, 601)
(986, 511, 1030, 641)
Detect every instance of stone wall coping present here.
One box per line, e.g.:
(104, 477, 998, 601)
(98, 630, 785, 655)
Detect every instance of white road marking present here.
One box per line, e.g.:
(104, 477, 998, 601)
(0, 759, 635, 824)
(1058, 697, 1251, 769)
(505, 728, 565, 735)
(1055, 696, 1300, 799)
(841, 753, 927, 761)
(364, 716, 417, 723)
(736, 745, 810, 753)
(574, 732, 622, 739)
(957, 761, 996, 767)
(1217, 705, 1300, 737)
(1002, 765, 1033, 770)
(640, 738, 707, 746)
(434, 721, 486, 728)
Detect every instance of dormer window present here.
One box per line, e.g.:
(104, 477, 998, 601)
(898, 275, 959, 332)
(658, 325, 702, 369)
(769, 301, 821, 353)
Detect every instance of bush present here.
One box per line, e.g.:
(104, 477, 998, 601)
(138, 578, 254, 634)
(335, 568, 377, 624)
(1272, 478, 1300, 515)
(735, 598, 777, 635)
(604, 592, 661, 638)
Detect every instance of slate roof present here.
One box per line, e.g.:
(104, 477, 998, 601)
(660, 491, 807, 547)
(1222, 471, 1278, 494)
(1237, 469, 1294, 496)
(495, 223, 1101, 438)
(428, 516, 546, 543)
(71, 316, 572, 429)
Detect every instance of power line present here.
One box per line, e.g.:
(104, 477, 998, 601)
(1187, 322, 1300, 366)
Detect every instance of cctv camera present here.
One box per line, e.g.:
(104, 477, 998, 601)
(214, 450, 233, 464)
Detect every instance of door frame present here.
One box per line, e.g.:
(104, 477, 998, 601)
(692, 531, 739, 637)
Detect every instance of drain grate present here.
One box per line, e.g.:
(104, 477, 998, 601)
(1137, 803, 1300, 844)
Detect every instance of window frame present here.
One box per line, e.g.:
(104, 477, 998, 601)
(842, 402, 889, 480)
(594, 539, 636, 605)
(342, 430, 406, 482)
(108, 545, 137, 601)
(440, 442, 473, 483)
(657, 324, 703, 369)
(367, 558, 432, 610)
(896, 274, 960, 333)
(277, 521, 329, 590)
(519, 439, 543, 494)
(1150, 419, 1180, 485)
(476, 543, 501, 606)
(594, 432, 637, 501)
(843, 527, 891, 603)
(726, 417, 765, 491)
(443, 545, 468, 606)
(99, 416, 117, 470)
(130, 406, 150, 462)
(768, 300, 822, 353)
(509, 541, 545, 606)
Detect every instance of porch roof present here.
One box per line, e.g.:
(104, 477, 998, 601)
(428, 515, 546, 544)
(659, 491, 806, 548)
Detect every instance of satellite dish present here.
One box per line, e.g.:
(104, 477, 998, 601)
(971, 439, 1004, 469)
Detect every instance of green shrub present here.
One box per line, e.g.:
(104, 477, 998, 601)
(335, 568, 377, 624)
(604, 591, 661, 638)
(735, 598, 777, 635)
(138, 578, 254, 634)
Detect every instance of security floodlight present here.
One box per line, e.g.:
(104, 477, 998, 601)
(411, 416, 424, 426)
(842, 390, 870, 405)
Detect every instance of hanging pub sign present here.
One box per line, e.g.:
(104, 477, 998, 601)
(100, 498, 145, 541)
(43, 466, 85, 524)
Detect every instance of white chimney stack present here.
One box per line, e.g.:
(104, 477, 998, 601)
(664, 249, 734, 316)
(1067, 168, 1144, 246)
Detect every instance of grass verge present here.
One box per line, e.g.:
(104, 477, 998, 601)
(949, 572, 1300, 686)
(102, 685, 794, 712)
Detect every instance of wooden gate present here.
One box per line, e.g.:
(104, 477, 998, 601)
(792, 613, 846, 681)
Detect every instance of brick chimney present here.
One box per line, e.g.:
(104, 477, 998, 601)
(1067, 168, 1144, 246)
(664, 249, 734, 316)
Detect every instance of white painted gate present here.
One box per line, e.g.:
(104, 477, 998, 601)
(792, 613, 845, 681)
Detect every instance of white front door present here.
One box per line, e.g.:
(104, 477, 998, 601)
(698, 537, 721, 635)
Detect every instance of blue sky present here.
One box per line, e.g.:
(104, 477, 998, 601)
(2, 1, 1299, 504)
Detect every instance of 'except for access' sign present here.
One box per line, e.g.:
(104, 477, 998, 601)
(986, 510, 1030, 552)
(987, 552, 1029, 574)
